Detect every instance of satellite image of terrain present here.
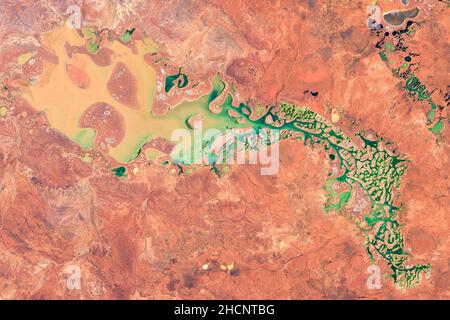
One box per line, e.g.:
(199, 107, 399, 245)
(0, 0, 448, 300)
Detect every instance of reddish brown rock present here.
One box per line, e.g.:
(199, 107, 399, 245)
(107, 62, 139, 109)
(65, 63, 90, 89)
(80, 102, 126, 148)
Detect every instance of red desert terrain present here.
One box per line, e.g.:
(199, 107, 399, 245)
(0, 0, 448, 299)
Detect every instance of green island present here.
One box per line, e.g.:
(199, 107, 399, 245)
(112, 166, 127, 177)
(120, 28, 136, 43)
(164, 68, 189, 93)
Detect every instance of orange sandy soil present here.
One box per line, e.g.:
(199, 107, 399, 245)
(0, 0, 448, 299)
